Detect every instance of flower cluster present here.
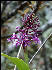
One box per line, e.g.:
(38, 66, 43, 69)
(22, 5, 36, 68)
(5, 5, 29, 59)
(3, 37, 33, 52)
(7, 12, 41, 49)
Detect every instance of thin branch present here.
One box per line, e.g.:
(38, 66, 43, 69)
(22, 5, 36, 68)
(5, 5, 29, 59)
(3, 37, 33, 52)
(29, 33, 52, 64)
(41, 36, 49, 70)
(14, 44, 22, 70)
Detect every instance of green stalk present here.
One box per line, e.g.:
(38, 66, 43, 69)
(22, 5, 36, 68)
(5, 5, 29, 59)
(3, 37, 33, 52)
(24, 48, 29, 65)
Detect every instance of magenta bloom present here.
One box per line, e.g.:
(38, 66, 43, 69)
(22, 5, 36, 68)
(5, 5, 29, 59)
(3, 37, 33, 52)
(7, 13, 41, 49)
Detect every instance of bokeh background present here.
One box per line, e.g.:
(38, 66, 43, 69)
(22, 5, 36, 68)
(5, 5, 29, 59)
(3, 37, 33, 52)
(1, 1, 52, 70)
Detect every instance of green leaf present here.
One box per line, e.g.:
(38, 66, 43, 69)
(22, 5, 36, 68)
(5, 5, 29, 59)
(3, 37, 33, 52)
(1, 53, 30, 70)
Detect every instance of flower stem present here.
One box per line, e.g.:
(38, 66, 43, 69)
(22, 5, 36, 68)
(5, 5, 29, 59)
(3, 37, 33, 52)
(24, 48, 29, 65)
(14, 44, 22, 70)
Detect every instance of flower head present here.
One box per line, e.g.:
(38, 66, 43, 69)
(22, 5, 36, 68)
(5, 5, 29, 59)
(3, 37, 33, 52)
(7, 12, 41, 49)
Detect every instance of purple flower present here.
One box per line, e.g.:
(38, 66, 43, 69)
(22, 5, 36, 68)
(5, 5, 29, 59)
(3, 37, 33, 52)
(7, 12, 41, 49)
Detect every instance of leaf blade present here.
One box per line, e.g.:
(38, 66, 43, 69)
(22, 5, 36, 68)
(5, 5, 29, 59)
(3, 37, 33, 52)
(1, 53, 30, 70)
